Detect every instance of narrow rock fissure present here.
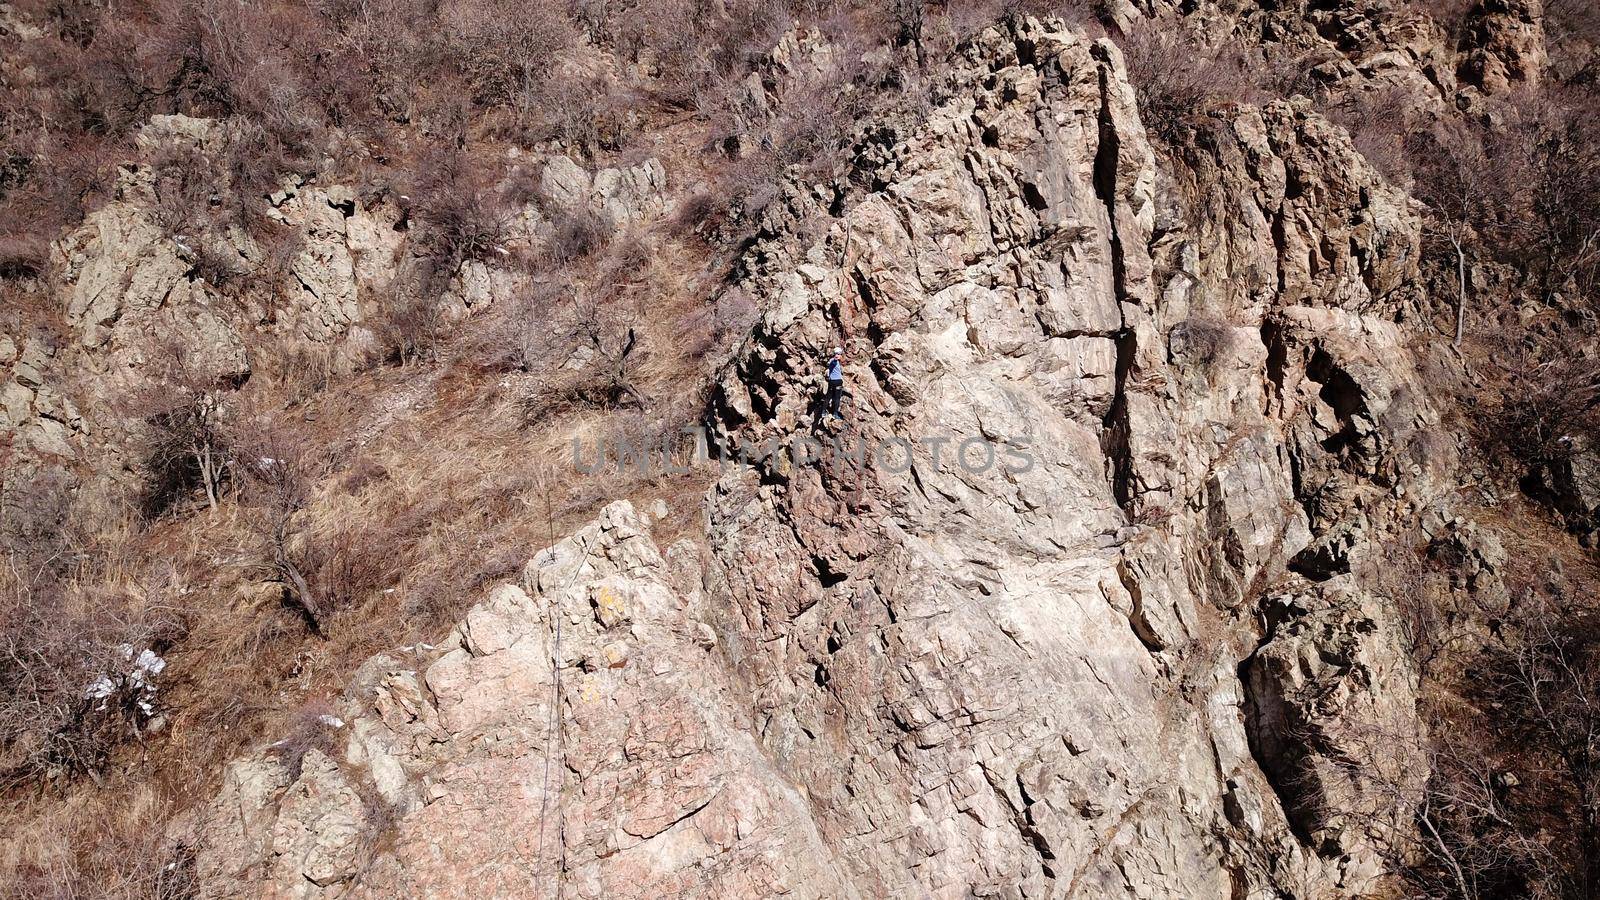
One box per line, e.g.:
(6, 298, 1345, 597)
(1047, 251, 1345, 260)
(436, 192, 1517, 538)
(1092, 73, 1138, 513)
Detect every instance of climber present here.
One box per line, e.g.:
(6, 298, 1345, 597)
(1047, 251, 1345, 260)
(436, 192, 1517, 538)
(825, 346, 845, 420)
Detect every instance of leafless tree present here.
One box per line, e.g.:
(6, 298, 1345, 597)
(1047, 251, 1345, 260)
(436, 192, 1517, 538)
(1343, 591, 1600, 899)
(892, 0, 927, 69)
(1317, 711, 1555, 900)
(229, 414, 330, 636)
(122, 338, 239, 516)
(1491, 594, 1600, 896)
(1519, 101, 1600, 303)
(1407, 125, 1496, 348)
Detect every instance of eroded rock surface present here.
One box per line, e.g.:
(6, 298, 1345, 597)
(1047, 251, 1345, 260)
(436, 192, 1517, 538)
(2, 115, 676, 495)
(196, 501, 851, 899)
(701, 17, 1441, 896)
(195, 16, 1466, 898)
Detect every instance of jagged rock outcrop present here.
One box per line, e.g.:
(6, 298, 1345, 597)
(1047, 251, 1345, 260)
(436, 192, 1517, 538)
(702, 16, 1444, 896)
(7, 115, 401, 477)
(538, 155, 669, 231)
(1123, 0, 1553, 117)
(56, 116, 398, 355)
(0, 330, 84, 460)
(1244, 581, 1422, 860)
(2, 115, 673, 492)
(196, 501, 852, 899)
(194, 16, 1468, 898)
(1458, 0, 1548, 95)
(1128, 0, 1459, 117)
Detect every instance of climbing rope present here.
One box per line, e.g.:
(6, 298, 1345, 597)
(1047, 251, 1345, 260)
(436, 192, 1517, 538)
(533, 531, 591, 900)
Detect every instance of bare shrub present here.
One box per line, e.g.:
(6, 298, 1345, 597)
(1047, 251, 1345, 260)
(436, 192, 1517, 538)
(891, 0, 927, 68)
(2, 784, 199, 900)
(438, 0, 577, 112)
(770, 69, 860, 172)
(308, 0, 433, 121)
(409, 146, 509, 287)
(0, 466, 76, 583)
(171, 0, 327, 151)
(304, 517, 403, 617)
(1358, 532, 1496, 687)
(465, 281, 565, 373)
(608, 0, 787, 110)
(1119, 23, 1259, 146)
(1407, 95, 1600, 317)
(548, 206, 614, 263)
(212, 120, 295, 235)
(0, 232, 50, 279)
(1405, 123, 1500, 346)
(1345, 585, 1600, 900)
(337, 454, 389, 496)
(521, 68, 632, 152)
(266, 699, 341, 779)
(1546, 0, 1600, 77)
(714, 286, 760, 348)
(1169, 315, 1234, 373)
(229, 412, 333, 636)
(1516, 97, 1600, 301)
(0, 566, 184, 788)
(522, 325, 646, 419)
(0, 137, 118, 277)
(1474, 346, 1600, 486)
(1324, 85, 1418, 185)
(147, 144, 220, 241)
(1416, 0, 1479, 35)
(374, 286, 449, 367)
(668, 191, 718, 240)
(120, 338, 242, 518)
(1350, 720, 1556, 900)
(248, 337, 337, 404)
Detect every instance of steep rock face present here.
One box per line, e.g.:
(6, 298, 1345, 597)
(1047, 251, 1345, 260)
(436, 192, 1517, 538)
(1244, 581, 1422, 854)
(193, 17, 1462, 898)
(704, 17, 1442, 896)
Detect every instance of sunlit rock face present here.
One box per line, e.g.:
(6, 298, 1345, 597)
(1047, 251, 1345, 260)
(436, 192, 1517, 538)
(196, 17, 1458, 898)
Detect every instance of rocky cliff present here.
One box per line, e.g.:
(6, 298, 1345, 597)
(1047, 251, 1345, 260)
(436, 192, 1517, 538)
(0, 113, 671, 505)
(186, 17, 1483, 897)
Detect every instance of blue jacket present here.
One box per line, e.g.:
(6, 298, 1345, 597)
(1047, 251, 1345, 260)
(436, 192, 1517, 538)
(827, 358, 843, 381)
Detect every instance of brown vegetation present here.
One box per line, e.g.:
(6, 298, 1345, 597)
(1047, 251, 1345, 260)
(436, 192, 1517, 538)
(121, 340, 237, 518)
(1351, 589, 1600, 899)
(1120, 22, 1261, 145)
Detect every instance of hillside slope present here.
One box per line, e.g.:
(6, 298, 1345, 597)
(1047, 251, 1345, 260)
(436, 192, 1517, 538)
(4, 1, 1600, 898)
(193, 18, 1473, 897)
